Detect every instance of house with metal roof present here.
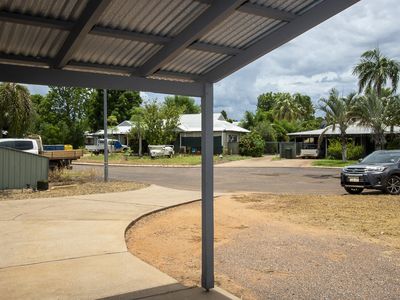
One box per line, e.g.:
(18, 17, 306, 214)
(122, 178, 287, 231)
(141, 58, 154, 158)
(85, 113, 249, 154)
(288, 124, 400, 157)
(177, 113, 249, 154)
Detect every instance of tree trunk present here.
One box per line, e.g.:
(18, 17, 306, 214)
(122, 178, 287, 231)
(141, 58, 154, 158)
(341, 134, 347, 162)
(138, 132, 142, 157)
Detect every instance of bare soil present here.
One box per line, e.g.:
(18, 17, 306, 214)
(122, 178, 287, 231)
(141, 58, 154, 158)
(126, 194, 400, 299)
(0, 168, 147, 200)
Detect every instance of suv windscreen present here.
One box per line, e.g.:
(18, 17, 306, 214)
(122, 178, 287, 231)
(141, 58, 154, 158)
(361, 152, 400, 164)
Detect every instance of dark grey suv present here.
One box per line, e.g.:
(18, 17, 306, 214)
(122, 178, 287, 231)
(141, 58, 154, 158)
(341, 150, 400, 195)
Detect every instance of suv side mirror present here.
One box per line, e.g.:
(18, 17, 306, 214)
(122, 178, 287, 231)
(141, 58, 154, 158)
(358, 158, 363, 163)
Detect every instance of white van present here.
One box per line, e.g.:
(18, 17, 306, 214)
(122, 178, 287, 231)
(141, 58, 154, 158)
(0, 138, 40, 155)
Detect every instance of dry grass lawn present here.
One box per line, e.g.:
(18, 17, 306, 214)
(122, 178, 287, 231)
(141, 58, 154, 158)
(234, 193, 400, 245)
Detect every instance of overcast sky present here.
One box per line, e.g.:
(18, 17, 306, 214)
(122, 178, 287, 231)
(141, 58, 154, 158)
(27, 0, 400, 120)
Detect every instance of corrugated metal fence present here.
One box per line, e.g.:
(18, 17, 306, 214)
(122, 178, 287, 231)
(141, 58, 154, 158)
(0, 147, 49, 190)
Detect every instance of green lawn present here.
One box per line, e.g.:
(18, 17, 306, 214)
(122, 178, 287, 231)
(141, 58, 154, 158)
(78, 153, 250, 166)
(312, 159, 358, 167)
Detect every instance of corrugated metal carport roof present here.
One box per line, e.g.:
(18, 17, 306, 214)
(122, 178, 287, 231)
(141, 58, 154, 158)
(0, 0, 358, 95)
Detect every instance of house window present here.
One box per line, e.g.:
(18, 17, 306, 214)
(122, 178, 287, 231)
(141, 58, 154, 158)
(228, 135, 238, 143)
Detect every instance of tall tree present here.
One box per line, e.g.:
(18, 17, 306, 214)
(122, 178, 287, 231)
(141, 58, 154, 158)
(353, 48, 400, 96)
(240, 111, 256, 130)
(0, 83, 34, 137)
(164, 95, 200, 114)
(142, 101, 183, 145)
(293, 93, 315, 120)
(273, 93, 300, 121)
(88, 89, 142, 132)
(257, 92, 276, 112)
(220, 110, 234, 123)
(351, 90, 392, 150)
(38, 87, 93, 147)
(32, 94, 69, 144)
(318, 89, 354, 161)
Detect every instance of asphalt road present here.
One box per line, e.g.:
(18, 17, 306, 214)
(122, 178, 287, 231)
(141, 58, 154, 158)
(75, 164, 344, 194)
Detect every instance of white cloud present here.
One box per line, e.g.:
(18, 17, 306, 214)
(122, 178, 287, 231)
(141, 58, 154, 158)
(215, 0, 400, 119)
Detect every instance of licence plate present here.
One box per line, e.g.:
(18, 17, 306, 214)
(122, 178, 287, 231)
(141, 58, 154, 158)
(348, 177, 360, 183)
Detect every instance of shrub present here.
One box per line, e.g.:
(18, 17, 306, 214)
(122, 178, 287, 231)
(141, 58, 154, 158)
(327, 139, 342, 159)
(387, 137, 400, 150)
(347, 144, 364, 160)
(239, 132, 265, 157)
(327, 139, 364, 160)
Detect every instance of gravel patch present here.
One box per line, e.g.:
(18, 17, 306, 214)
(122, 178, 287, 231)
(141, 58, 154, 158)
(217, 222, 400, 299)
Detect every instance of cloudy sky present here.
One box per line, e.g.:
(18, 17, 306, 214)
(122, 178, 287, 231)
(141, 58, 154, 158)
(27, 0, 400, 120)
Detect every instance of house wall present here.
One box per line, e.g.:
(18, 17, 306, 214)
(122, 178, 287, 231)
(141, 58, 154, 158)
(178, 134, 222, 154)
(223, 131, 240, 154)
(177, 131, 244, 155)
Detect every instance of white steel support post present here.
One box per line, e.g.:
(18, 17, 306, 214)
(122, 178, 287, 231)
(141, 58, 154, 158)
(103, 89, 108, 182)
(201, 82, 214, 290)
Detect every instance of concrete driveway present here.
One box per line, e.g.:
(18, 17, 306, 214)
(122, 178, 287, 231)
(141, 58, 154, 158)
(0, 185, 236, 299)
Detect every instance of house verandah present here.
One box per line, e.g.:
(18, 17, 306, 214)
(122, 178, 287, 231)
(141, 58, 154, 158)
(288, 124, 400, 158)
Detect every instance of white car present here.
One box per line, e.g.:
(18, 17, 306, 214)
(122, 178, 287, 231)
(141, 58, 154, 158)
(0, 138, 40, 155)
(149, 145, 174, 158)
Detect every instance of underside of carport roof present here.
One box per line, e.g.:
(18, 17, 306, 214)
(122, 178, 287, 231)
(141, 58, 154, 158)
(0, 0, 359, 291)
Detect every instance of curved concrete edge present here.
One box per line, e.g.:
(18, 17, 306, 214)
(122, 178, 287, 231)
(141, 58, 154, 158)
(123, 191, 225, 237)
(0, 184, 234, 299)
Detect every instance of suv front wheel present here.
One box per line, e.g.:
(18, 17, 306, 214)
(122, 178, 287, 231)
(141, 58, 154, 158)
(344, 187, 364, 194)
(385, 175, 400, 195)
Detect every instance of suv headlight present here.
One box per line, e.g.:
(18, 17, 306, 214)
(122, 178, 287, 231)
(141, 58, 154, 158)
(365, 166, 386, 172)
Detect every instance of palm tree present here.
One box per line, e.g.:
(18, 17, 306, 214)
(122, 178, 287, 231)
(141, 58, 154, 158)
(273, 93, 300, 121)
(353, 48, 400, 96)
(318, 89, 354, 161)
(241, 111, 256, 130)
(0, 83, 34, 137)
(351, 90, 391, 150)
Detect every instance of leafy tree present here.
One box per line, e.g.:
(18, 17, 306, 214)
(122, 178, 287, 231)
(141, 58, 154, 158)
(273, 92, 301, 121)
(239, 132, 265, 157)
(257, 92, 276, 112)
(293, 93, 315, 120)
(33, 87, 93, 147)
(257, 92, 314, 121)
(318, 89, 354, 161)
(350, 90, 392, 150)
(254, 121, 276, 142)
(142, 100, 183, 145)
(299, 117, 325, 131)
(353, 48, 400, 96)
(220, 110, 234, 123)
(164, 95, 200, 114)
(386, 95, 400, 130)
(88, 89, 142, 131)
(32, 94, 69, 144)
(0, 83, 34, 137)
(240, 111, 256, 130)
